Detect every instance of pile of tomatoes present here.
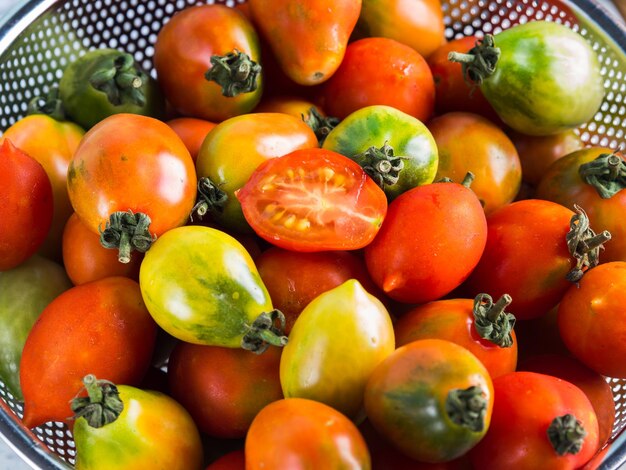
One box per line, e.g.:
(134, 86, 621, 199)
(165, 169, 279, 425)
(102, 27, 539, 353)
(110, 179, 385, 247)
(1, 0, 625, 469)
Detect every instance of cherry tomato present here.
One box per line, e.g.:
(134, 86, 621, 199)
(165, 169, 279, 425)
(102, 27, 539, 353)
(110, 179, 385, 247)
(166, 118, 217, 162)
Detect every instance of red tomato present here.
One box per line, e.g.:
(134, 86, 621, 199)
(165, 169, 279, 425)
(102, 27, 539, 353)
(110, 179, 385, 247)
(166, 118, 217, 162)
(236, 148, 387, 252)
(206, 450, 245, 470)
(318, 37, 435, 122)
(0, 139, 53, 271)
(364, 181, 487, 303)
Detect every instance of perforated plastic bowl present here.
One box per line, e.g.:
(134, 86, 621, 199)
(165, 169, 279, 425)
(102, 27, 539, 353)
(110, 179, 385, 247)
(1, 0, 626, 468)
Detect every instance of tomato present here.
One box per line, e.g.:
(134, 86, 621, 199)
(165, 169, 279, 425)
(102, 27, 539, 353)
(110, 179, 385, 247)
(62, 213, 142, 285)
(394, 294, 518, 379)
(256, 247, 384, 333)
(558, 261, 626, 379)
(195, 113, 318, 233)
(449, 21, 603, 135)
(510, 129, 583, 186)
(59, 49, 165, 129)
(0, 256, 72, 400)
(154, 4, 262, 121)
(469, 371, 599, 470)
(245, 398, 371, 470)
(318, 37, 435, 122)
(19, 277, 157, 428)
(67, 114, 197, 263)
(3, 114, 84, 261)
(168, 343, 283, 438)
(364, 180, 487, 303)
(249, 0, 361, 85)
(206, 450, 245, 470)
(237, 148, 388, 252)
(519, 354, 615, 448)
(323, 105, 439, 199)
(71, 375, 203, 470)
(280, 280, 394, 419)
(365, 339, 494, 463)
(0, 139, 53, 271)
(536, 148, 626, 262)
(140, 226, 286, 352)
(166, 118, 217, 162)
(461, 200, 610, 320)
(428, 112, 522, 214)
(355, 0, 445, 58)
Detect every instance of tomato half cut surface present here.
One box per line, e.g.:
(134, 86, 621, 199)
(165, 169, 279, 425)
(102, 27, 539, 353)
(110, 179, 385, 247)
(237, 148, 387, 252)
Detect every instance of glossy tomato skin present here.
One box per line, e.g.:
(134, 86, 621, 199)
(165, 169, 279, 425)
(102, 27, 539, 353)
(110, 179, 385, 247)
(254, 96, 323, 120)
(280, 280, 394, 419)
(168, 343, 283, 438)
(318, 37, 435, 122)
(195, 112, 317, 233)
(323, 105, 439, 199)
(365, 339, 494, 463)
(19, 277, 158, 428)
(67, 114, 196, 239)
(245, 398, 371, 470)
(558, 262, 626, 379)
(237, 148, 388, 252)
(166, 118, 217, 162)
(395, 298, 518, 379)
(470, 371, 599, 470)
(364, 181, 487, 303)
(428, 112, 522, 214)
(536, 148, 626, 262)
(154, 4, 262, 121)
(0, 139, 53, 271)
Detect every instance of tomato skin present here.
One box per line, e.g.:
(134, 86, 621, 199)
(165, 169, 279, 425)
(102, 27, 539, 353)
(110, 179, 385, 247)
(0, 139, 53, 271)
(245, 398, 371, 470)
(206, 450, 245, 470)
(428, 112, 522, 214)
(318, 37, 435, 122)
(237, 148, 388, 252)
(19, 277, 158, 428)
(558, 261, 626, 379)
(154, 4, 262, 121)
(364, 339, 494, 463)
(195, 112, 318, 233)
(3, 115, 84, 261)
(67, 114, 196, 239)
(469, 371, 599, 470)
(166, 118, 217, 162)
(249, 0, 361, 86)
(254, 96, 323, 121)
(394, 298, 518, 379)
(168, 343, 283, 438)
(364, 182, 487, 303)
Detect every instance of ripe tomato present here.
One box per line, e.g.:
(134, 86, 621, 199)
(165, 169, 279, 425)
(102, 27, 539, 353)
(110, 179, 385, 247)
(206, 450, 245, 470)
(364, 180, 487, 303)
(166, 118, 217, 162)
(469, 371, 599, 470)
(0, 139, 53, 271)
(237, 148, 388, 252)
(245, 398, 371, 470)
(318, 37, 435, 122)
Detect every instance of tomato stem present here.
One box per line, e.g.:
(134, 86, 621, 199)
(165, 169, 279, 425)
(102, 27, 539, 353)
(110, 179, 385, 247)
(448, 35, 501, 86)
(242, 309, 289, 354)
(89, 53, 147, 107)
(99, 210, 155, 264)
(579, 150, 626, 199)
(71, 374, 124, 429)
(445, 385, 487, 432)
(205, 49, 261, 98)
(27, 85, 66, 121)
(547, 414, 587, 456)
(565, 205, 611, 283)
(303, 107, 340, 145)
(352, 142, 405, 190)
(191, 177, 228, 221)
(473, 293, 515, 348)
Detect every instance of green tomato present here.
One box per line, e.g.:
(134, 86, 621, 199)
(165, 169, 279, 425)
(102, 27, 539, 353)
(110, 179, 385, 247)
(0, 256, 72, 399)
(139, 225, 286, 352)
(322, 105, 439, 199)
(280, 279, 395, 419)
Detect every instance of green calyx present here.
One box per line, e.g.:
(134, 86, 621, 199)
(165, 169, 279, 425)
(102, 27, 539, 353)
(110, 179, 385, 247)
(241, 309, 289, 355)
(579, 150, 626, 199)
(303, 107, 340, 145)
(27, 85, 66, 121)
(205, 49, 261, 98)
(448, 35, 501, 86)
(473, 293, 516, 348)
(437, 171, 476, 188)
(99, 210, 155, 264)
(446, 385, 487, 433)
(71, 374, 124, 429)
(89, 53, 147, 107)
(547, 414, 587, 456)
(191, 177, 228, 221)
(565, 205, 611, 283)
(352, 142, 405, 190)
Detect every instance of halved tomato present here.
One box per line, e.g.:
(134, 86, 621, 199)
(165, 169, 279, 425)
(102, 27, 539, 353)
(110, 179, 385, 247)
(236, 148, 387, 252)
